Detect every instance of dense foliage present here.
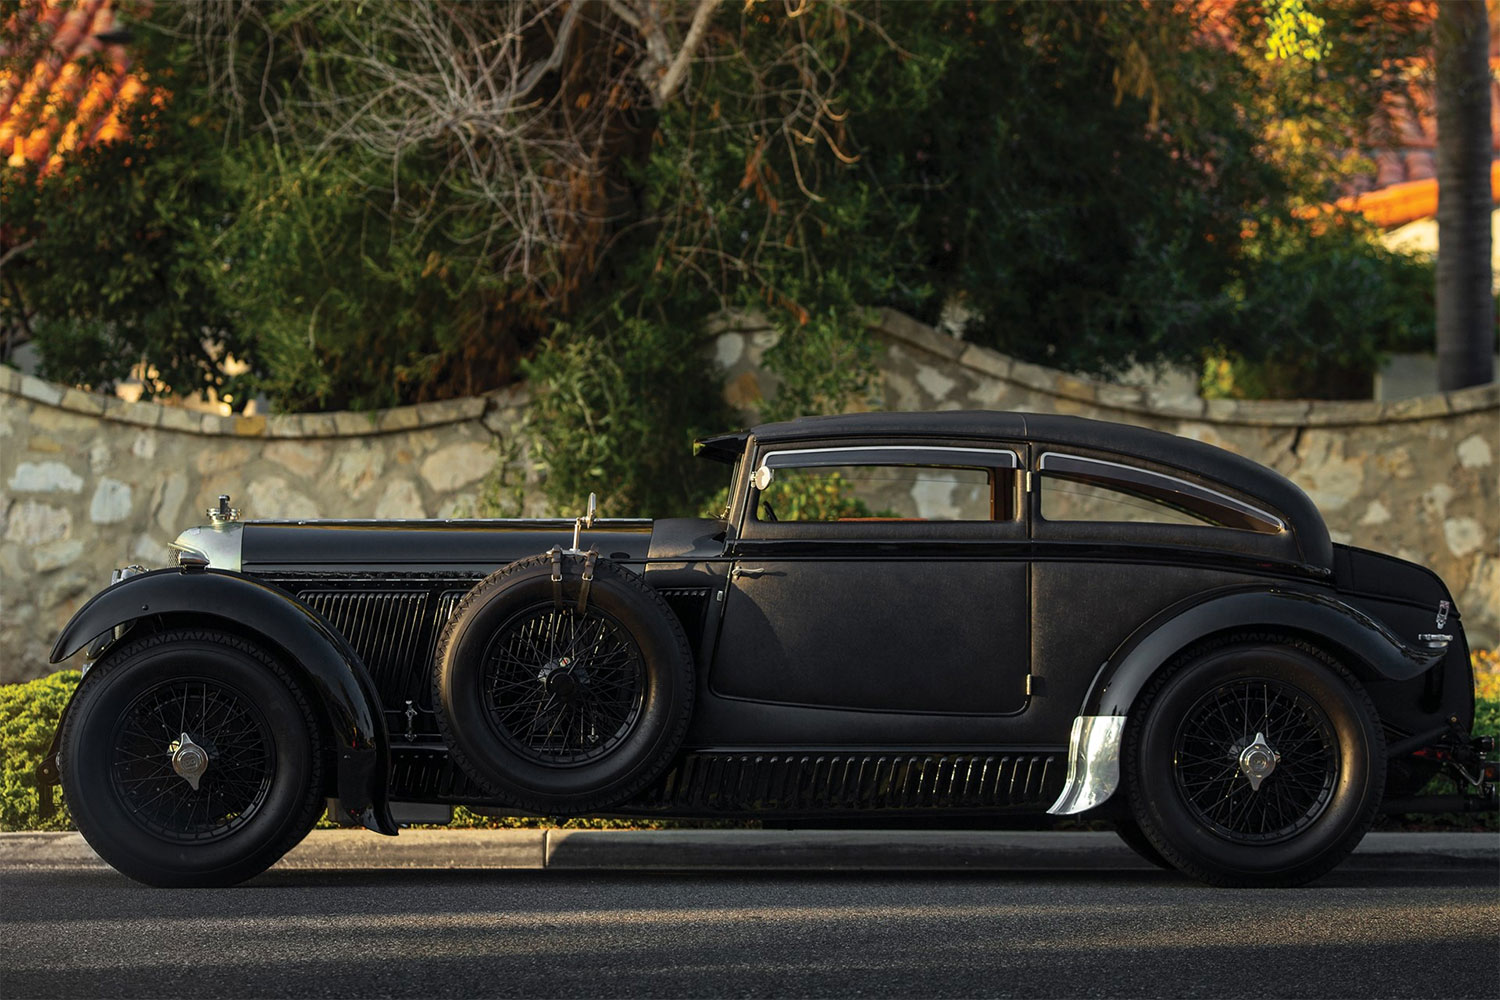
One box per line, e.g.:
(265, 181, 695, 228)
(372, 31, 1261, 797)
(0, 79, 244, 401)
(0, 670, 76, 832)
(0, 1, 1445, 515)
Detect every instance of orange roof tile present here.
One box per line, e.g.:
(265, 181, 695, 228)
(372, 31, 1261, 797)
(1343, 12, 1500, 228)
(1338, 160, 1500, 229)
(0, 0, 145, 173)
(1354, 54, 1500, 193)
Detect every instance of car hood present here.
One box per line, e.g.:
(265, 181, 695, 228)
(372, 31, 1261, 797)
(171, 519, 654, 574)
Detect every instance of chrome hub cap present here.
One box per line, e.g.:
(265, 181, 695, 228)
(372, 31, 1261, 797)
(113, 678, 274, 843)
(1236, 732, 1281, 792)
(1172, 679, 1337, 843)
(538, 657, 588, 699)
(169, 732, 210, 791)
(482, 604, 646, 766)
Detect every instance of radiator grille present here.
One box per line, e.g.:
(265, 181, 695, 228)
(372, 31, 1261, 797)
(434, 590, 466, 628)
(295, 590, 434, 708)
(635, 752, 1061, 814)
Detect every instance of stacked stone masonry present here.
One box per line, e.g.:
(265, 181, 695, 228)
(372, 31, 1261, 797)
(2, 309, 1496, 681)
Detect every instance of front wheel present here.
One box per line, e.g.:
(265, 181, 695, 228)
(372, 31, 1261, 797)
(60, 629, 326, 887)
(1124, 638, 1385, 887)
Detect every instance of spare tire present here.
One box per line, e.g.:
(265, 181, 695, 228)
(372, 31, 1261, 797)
(433, 551, 694, 814)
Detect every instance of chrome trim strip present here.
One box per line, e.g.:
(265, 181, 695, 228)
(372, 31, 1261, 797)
(169, 524, 244, 573)
(1037, 452, 1286, 532)
(1046, 714, 1126, 815)
(760, 445, 1021, 471)
(236, 517, 654, 526)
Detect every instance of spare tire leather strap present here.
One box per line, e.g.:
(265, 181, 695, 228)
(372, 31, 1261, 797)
(549, 546, 564, 609)
(578, 548, 599, 614)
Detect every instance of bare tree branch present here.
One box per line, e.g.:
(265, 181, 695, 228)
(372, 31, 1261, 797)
(0, 238, 37, 272)
(655, 0, 721, 104)
(174, 0, 877, 312)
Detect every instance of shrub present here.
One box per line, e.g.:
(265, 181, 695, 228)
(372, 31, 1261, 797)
(0, 671, 78, 832)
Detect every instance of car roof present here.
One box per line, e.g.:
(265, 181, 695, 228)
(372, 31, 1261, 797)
(708, 410, 1331, 569)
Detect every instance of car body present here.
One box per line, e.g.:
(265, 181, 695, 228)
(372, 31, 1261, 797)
(40, 410, 1497, 886)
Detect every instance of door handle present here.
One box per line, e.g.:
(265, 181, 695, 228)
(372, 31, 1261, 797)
(731, 566, 767, 579)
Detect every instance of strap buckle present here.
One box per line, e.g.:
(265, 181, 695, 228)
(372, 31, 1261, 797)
(549, 546, 564, 609)
(578, 548, 598, 614)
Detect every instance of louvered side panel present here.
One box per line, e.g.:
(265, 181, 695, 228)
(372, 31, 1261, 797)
(633, 752, 1062, 814)
(388, 747, 484, 800)
(656, 587, 712, 662)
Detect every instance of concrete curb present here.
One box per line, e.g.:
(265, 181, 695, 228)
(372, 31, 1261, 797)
(1, 829, 1494, 873)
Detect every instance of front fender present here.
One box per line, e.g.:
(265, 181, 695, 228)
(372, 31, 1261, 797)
(1081, 586, 1444, 718)
(48, 568, 396, 834)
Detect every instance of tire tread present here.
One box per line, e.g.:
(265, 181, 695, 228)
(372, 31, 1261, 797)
(432, 553, 695, 815)
(1123, 631, 1385, 888)
(60, 627, 325, 887)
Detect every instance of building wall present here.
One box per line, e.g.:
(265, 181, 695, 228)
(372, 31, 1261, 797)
(3, 309, 1497, 681)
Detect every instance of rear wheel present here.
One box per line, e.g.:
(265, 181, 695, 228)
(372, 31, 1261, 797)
(1124, 638, 1384, 887)
(1113, 816, 1172, 869)
(60, 629, 325, 887)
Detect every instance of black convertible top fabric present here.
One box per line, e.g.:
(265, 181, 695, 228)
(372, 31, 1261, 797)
(746, 410, 1332, 568)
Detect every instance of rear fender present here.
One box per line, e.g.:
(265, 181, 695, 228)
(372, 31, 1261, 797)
(46, 568, 396, 834)
(1049, 586, 1443, 816)
(1081, 586, 1445, 717)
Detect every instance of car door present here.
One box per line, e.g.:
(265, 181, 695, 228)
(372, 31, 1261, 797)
(710, 443, 1031, 717)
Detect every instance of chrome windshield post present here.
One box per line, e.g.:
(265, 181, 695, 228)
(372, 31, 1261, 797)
(570, 492, 597, 553)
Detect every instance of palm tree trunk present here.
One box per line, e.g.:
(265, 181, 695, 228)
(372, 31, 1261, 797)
(1434, 0, 1495, 391)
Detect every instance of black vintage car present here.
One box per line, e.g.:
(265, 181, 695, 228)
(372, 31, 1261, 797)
(39, 411, 1496, 887)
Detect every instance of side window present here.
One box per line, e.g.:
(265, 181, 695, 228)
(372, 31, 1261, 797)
(1036, 452, 1283, 534)
(759, 465, 992, 522)
(750, 446, 1021, 523)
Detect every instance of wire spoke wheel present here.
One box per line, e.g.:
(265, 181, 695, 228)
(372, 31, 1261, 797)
(108, 677, 275, 844)
(479, 602, 647, 767)
(1172, 677, 1338, 845)
(435, 553, 695, 813)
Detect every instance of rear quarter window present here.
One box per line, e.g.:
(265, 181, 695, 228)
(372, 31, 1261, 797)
(1036, 452, 1283, 535)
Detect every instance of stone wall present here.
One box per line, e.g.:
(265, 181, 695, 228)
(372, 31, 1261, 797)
(0, 373, 535, 678)
(3, 308, 1497, 681)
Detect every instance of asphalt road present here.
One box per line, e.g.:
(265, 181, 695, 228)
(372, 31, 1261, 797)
(3, 862, 1498, 999)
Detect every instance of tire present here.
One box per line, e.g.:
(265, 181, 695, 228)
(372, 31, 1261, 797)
(1123, 636, 1385, 888)
(59, 628, 325, 887)
(1113, 816, 1173, 870)
(433, 552, 694, 814)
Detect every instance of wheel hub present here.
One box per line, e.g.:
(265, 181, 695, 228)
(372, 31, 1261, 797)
(482, 603, 646, 766)
(169, 732, 210, 791)
(1237, 731, 1281, 792)
(538, 657, 588, 700)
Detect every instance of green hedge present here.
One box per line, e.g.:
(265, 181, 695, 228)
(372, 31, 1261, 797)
(0, 671, 77, 832)
(3, 668, 1494, 833)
